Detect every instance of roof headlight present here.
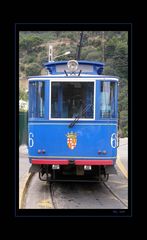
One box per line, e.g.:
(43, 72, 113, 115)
(67, 60, 79, 72)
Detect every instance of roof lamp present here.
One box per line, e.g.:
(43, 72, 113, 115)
(67, 60, 79, 72)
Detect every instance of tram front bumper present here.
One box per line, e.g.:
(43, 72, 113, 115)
(31, 159, 114, 166)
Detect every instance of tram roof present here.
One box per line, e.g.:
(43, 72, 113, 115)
(44, 60, 104, 67)
(43, 60, 105, 75)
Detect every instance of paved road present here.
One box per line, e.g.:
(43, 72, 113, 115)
(117, 138, 128, 171)
(19, 145, 31, 191)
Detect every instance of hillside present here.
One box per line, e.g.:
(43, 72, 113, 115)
(19, 31, 128, 137)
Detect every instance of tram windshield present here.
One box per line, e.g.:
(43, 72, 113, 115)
(51, 82, 94, 119)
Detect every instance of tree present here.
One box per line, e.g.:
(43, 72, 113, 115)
(25, 63, 42, 76)
(85, 51, 102, 61)
(19, 88, 28, 101)
(19, 34, 43, 53)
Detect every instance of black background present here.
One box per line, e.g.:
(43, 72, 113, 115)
(1, 14, 141, 229)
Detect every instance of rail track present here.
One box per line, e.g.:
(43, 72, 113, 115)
(21, 171, 127, 209)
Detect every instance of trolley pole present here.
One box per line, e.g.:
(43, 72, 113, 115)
(76, 31, 83, 60)
(102, 31, 105, 62)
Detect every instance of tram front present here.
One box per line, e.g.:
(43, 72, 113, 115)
(28, 60, 119, 182)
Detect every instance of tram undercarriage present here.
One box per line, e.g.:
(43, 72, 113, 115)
(29, 164, 117, 182)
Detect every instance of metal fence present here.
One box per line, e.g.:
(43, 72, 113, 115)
(19, 111, 28, 146)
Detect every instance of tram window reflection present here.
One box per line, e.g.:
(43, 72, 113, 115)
(100, 81, 116, 118)
(29, 81, 45, 118)
(51, 82, 94, 119)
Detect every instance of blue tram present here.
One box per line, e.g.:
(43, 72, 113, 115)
(28, 60, 119, 182)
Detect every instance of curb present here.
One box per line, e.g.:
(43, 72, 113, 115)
(19, 172, 34, 209)
(116, 156, 128, 179)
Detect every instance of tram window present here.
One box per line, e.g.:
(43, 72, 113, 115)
(29, 81, 45, 118)
(51, 82, 94, 119)
(100, 82, 116, 118)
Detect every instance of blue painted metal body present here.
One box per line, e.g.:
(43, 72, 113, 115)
(28, 61, 118, 165)
(28, 122, 117, 161)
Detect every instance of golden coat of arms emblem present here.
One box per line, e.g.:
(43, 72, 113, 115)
(66, 132, 77, 150)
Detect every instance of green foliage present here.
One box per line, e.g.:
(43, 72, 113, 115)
(19, 34, 43, 53)
(85, 50, 102, 61)
(88, 37, 102, 48)
(26, 55, 36, 64)
(119, 110, 128, 137)
(19, 88, 28, 101)
(25, 63, 42, 76)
